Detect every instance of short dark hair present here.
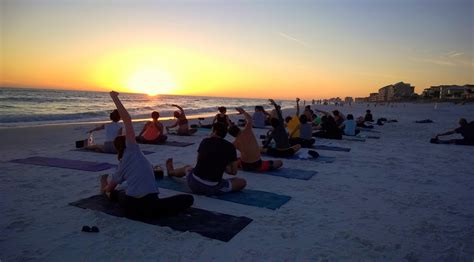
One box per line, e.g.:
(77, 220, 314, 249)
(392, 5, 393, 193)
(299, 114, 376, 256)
(459, 118, 467, 126)
(218, 106, 227, 113)
(366, 110, 371, 113)
(332, 110, 340, 116)
(285, 116, 292, 123)
(113, 135, 126, 160)
(151, 111, 159, 120)
(299, 114, 308, 124)
(212, 122, 228, 138)
(347, 114, 354, 120)
(110, 109, 120, 122)
(228, 124, 241, 137)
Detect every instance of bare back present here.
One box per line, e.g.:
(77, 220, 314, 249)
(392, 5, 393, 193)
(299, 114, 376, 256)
(234, 127, 261, 163)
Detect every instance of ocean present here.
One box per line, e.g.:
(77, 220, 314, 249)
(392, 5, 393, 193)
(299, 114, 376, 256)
(0, 87, 293, 128)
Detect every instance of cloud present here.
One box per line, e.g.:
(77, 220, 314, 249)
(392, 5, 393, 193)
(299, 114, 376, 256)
(446, 51, 464, 58)
(409, 57, 456, 67)
(277, 32, 309, 47)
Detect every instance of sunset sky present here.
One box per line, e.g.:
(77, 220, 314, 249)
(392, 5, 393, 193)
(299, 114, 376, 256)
(1, 0, 473, 99)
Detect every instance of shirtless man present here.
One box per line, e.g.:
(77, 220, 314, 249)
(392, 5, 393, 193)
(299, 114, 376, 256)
(228, 107, 283, 172)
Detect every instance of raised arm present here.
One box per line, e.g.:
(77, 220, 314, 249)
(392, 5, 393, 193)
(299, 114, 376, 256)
(236, 107, 252, 130)
(171, 104, 185, 115)
(109, 91, 136, 143)
(296, 98, 300, 116)
(269, 99, 283, 122)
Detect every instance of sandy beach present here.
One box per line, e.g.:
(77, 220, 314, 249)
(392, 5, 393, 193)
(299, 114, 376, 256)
(1, 102, 473, 261)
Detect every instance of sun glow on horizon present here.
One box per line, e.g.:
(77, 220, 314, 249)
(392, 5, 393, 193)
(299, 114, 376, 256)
(125, 68, 176, 96)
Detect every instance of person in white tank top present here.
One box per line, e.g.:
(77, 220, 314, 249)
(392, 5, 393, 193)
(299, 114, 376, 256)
(86, 109, 123, 153)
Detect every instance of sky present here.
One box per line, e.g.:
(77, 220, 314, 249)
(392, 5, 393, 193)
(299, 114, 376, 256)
(1, 0, 473, 99)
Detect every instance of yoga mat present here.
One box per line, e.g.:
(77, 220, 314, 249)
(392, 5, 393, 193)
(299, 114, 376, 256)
(357, 135, 380, 139)
(359, 129, 381, 134)
(314, 145, 351, 152)
(72, 148, 155, 155)
(156, 178, 291, 210)
(162, 141, 195, 147)
(69, 194, 252, 242)
(343, 136, 366, 142)
(10, 157, 116, 172)
(287, 155, 336, 163)
(243, 167, 316, 180)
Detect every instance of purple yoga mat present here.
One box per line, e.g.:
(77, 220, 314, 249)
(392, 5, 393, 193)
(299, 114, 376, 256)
(10, 157, 116, 172)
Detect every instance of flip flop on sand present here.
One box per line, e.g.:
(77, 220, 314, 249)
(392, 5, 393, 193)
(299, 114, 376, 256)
(81, 225, 100, 233)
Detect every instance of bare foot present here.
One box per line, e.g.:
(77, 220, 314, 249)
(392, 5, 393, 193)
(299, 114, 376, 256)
(100, 174, 108, 193)
(166, 158, 174, 175)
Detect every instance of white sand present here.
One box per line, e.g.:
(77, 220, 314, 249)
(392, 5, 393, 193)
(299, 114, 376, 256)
(1, 103, 473, 261)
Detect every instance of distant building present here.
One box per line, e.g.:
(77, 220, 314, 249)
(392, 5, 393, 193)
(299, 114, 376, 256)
(369, 93, 378, 102)
(344, 97, 353, 104)
(355, 97, 368, 103)
(421, 84, 474, 99)
(377, 82, 415, 102)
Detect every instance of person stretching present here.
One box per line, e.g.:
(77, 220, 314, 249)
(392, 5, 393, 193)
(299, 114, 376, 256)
(262, 99, 301, 157)
(229, 107, 283, 172)
(431, 118, 474, 145)
(166, 104, 197, 136)
(86, 109, 123, 153)
(136, 111, 167, 144)
(100, 91, 193, 219)
(166, 122, 247, 195)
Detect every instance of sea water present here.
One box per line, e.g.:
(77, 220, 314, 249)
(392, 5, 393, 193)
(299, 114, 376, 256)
(0, 87, 293, 127)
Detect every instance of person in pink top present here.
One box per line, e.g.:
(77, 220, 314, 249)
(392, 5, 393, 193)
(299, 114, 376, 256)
(136, 111, 167, 144)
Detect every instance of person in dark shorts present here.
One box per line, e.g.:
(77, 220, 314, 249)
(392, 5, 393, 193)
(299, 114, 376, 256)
(261, 99, 301, 157)
(228, 107, 283, 172)
(166, 122, 247, 195)
(100, 91, 193, 219)
(431, 118, 474, 145)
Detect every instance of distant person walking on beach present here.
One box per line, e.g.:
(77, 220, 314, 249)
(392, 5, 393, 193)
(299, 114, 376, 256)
(136, 111, 168, 144)
(166, 122, 247, 195)
(262, 99, 301, 157)
(86, 109, 122, 153)
(229, 107, 283, 172)
(166, 104, 197, 136)
(431, 118, 474, 145)
(100, 91, 193, 218)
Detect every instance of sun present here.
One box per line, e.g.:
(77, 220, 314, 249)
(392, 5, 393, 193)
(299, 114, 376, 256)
(126, 69, 176, 96)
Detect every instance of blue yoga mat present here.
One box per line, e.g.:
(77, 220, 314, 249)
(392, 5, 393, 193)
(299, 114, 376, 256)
(243, 167, 316, 180)
(343, 136, 366, 142)
(162, 141, 195, 147)
(73, 148, 155, 155)
(314, 145, 351, 152)
(10, 157, 116, 172)
(359, 129, 381, 134)
(285, 154, 336, 163)
(156, 177, 291, 210)
(69, 194, 252, 242)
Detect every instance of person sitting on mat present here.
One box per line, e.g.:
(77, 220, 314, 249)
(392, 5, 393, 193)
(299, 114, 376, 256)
(289, 114, 316, 148)
(136, 111, 167, 144)
(430, 118, 474, 145)
(339, 114, 360, 136)
(100, 91, 194, 219)
(312, 115, 343, 140)
(365, 109, 374, 122)
(165, 122, 247, 195)
(285, 97, 301, 141)
(314, 108, 346, 126)
(252, 105, 271, 128)
(229, 107, 283, 172)
(199, 106, 233, 128)
(261, 99, 301, 157)
(86, 109, 123, 153)
(166, 104, 197, 136)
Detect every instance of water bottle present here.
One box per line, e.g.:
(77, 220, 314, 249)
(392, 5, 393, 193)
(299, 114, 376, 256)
(88, 133, 94, 146)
